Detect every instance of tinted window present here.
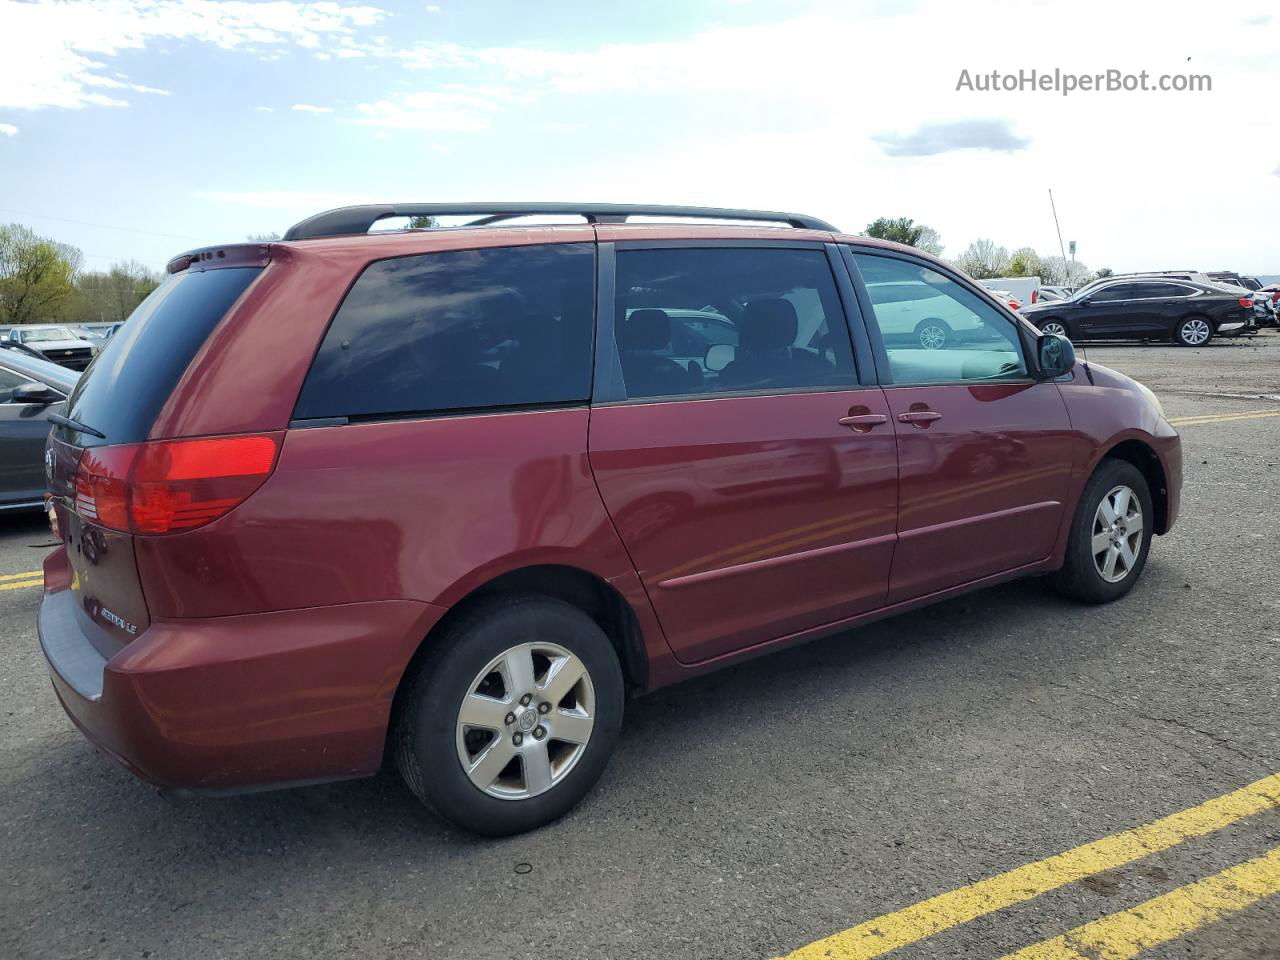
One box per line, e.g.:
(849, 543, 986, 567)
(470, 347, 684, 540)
(65, 267, 262, 447)
(612, 247, 856, 399)
(295, 243, 594, 420)
(1138, 282, 1194, 299)
(1088, 283, 1139, 302)
(854, 253, 1026, 384)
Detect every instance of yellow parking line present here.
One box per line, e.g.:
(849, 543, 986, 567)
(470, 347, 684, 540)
(773, 772, 1280, 960)
(0, 569, 43, 582)
(1167, 410, 1280, 427)
(998, 846, 1280, 960)
(0, 577, 43, 592)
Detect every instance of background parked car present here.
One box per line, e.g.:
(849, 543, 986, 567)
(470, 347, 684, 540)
(979, 276, 1041, 308)
(5, 325, 99, 370)
(1022, 278, 1255, 345)
(1037, 285, 1074, 303)
(0, 343, 78, 510)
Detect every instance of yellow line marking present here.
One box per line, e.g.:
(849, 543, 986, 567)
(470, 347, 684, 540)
(1167, 410, 1280, 427)
(0, 570, 42, 582)
(998, 846, 1280, 960)
(773, 772, 1280, 960)
(0, 578, 43, 592)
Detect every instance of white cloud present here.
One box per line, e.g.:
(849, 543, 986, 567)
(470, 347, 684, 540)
(0, 0, 387, 112)
(0, 123, 17, 136)
(352, 90, 498, 131)
(292, 103, 334, 113)
(254, 106, 276, 112)
(425, 4, 441, 12)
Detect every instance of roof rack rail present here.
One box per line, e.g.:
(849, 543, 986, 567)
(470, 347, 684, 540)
(281, 203, 837, 241)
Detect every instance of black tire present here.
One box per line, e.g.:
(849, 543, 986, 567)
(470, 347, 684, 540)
(394, 595, 624, 836)
(915, 318, 951, 349)
(1048, 459, 1154, 604)
(1039, 318, 1071, 339)
(1173, 315, 1213, 347)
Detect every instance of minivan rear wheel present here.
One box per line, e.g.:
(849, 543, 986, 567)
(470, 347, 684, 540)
(394, 595, 624, 835)
(1047, 459, 1153, 604)
(915, 319, 951, 349)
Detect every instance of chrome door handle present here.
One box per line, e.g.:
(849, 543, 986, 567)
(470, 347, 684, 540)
(898, 410, 943, 424)
(837, 414, 888, 430)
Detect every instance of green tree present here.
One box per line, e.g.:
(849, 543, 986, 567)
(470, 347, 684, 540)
(73, 260, 162, 324)
(1094, 267, 1114, 280)
(1006, 247, 1043, 278)
(408, 215, 439, 229)
(0, 223, 82, 325)
(865, 216, 925, 247)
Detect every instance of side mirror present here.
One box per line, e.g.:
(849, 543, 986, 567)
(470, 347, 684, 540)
(1037, 333, 1076, 379)
(10, 381, 63, 406)
(705, 343, 735, 372)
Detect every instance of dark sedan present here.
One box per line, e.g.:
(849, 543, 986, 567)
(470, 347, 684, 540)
(0, 343, 79, 510)
(1021, 278, 1255, 346)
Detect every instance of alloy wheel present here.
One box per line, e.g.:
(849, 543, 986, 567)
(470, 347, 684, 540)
(455, 641, 596, 800)
(1179, 318, 1211, 346)
(1092, 484, 1144, 583)
(918, 324, 947, 349)
(1042, 321, 1067, 337)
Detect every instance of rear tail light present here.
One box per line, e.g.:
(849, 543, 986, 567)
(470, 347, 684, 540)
(1238, 297, 1254, 309)
(1031, 290, 1038, 304)
(75, 433, 281, 534)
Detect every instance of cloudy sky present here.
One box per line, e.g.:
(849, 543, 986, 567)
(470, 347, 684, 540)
(0, 0, 1276, 274)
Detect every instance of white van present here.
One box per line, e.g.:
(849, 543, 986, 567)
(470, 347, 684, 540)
(979, 276, 1042, 309)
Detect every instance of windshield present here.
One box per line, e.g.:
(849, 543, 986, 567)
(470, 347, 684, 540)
(21, 327, 77, 343)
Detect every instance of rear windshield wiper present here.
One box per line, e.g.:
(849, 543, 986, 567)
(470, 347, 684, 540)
(48, 413, 107, 440)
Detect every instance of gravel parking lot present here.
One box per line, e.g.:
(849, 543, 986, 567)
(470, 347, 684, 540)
(3, 333, 1278, 960)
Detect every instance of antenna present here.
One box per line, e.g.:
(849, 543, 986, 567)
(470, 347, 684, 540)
(1049, 188, 1092, 381)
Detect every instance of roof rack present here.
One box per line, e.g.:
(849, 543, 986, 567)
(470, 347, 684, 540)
(281, 203, 837, 241)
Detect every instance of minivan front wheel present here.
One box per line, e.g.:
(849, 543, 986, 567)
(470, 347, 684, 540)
(1174, 316, 1212, 347)
(395, 595, 623, 835)
(1048, 459, 1153, 604)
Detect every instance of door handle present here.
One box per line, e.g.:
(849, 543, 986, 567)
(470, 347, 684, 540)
(837, 413, 888, 431)
(898, 410, 943, 425)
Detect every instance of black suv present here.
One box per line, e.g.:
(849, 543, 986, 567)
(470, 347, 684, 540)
(1021, 278, 1254, 346)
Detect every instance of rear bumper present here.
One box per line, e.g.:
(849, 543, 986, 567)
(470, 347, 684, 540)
(38, 551, 446, 791)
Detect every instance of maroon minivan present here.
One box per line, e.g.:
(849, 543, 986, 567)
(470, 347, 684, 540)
(38, 204, 1181, 835)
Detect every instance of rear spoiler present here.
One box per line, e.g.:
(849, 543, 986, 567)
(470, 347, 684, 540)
(167, 243, 273, 275)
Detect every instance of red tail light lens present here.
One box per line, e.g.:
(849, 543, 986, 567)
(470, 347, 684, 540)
(1031, 290, 1038, 304)
(1238, 297, 1254, 309)
(74, 433, 280, 535)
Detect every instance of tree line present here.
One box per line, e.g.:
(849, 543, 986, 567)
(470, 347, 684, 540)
(0, 223, 162, 327)
(863, 217, 1110, 287)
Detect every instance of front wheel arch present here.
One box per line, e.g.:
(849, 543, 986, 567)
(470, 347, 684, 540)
(1096, 440, 1170, 534)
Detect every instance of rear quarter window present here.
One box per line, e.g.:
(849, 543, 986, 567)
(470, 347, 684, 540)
(294, 242, 595, 421)
(65, 266, 262, 447)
